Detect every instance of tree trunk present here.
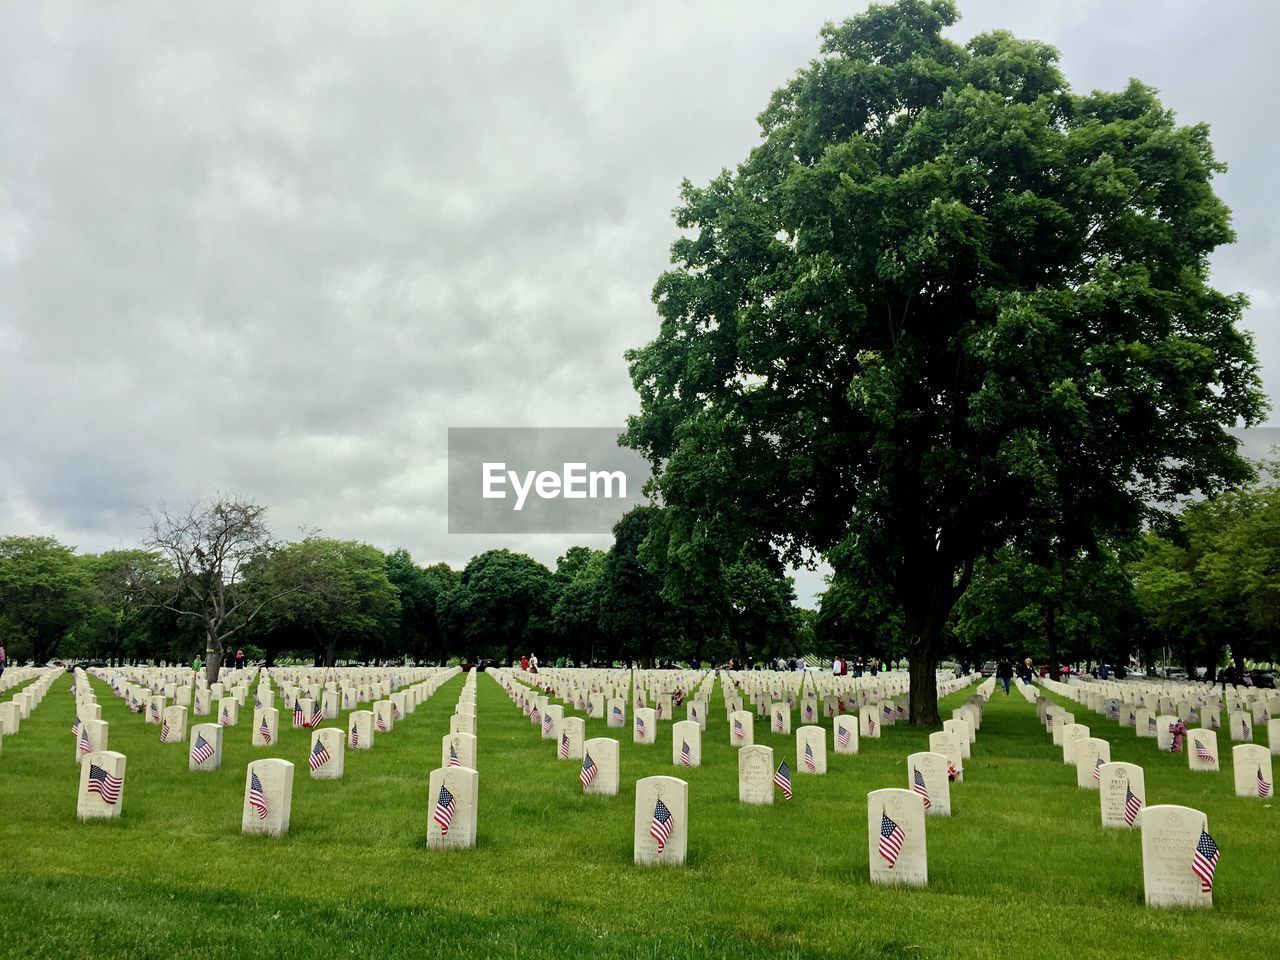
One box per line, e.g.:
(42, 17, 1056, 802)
(907, 648, 940, 725)
(205, 625, 223, 686)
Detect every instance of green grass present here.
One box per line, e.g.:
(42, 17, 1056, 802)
(0, 672, 1276, 960)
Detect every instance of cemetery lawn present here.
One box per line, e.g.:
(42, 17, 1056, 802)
(2, 674, 1277, 960)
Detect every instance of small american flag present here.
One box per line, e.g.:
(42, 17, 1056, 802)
(220, 705, 230, 725)
(774, 713, 783, 733)
(1243, 722, 1251, 740)
(393, 702, 402, 720)
(878, 812, 905, 868)
(636, 717, 646, 739)
(580, 752, 597, 790)
(190, 733, 215, 765)
(349, 723, 360, 748)
(309, 705, 324, 728)
(248, 770, 269, 820)
(1092, 756, 1104, 781)
(71, 717, 80, 736)
(433, 784, 456, 835)
(1123, 781, 1142, 827)
(734, 718, 744, 742)
(542, 712, 553, 733)
(773, 760, 792, 800)
(803, 743, 816, 772)
(308, 738, 330, 772)
(680, 740, 691, 766)
(612, 705, 623, 723)
(86, 763, 122, 805)
(259, 715, 272, 744)
(649, 798, 674, 852)
(656, 703, 663, 719)
(293, 700, 303, 726)
(1148, 716, 1157, 732)
(1194, 739, 1214, 763)
(151, 702, 160, 722)
(868, 715, 876, 735)
(161, 719, 171, 743)
(1258, 767, 1273, 798)
(448, 744, 461, 767)
(883, 704, 892, 720)
(560, 732, 570, 759)
(587, 701, 594, 717)
(912, 767, 931, 809)
(78, 726, 91, 757)
(376, 713, 388, 733)
(837, 725, 850, 749)
(1191, 829, 1220, 893)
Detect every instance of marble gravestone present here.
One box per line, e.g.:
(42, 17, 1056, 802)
(242, 759, 294, 837)
(581, 738, 620, 796)
(633, 707, 657, 745)
(252, 707, 279, 748)
(928, 731, 964, 782)
(607, 698, 627, 729)
(729, 710, 754, 747)
(859, 705, 880, 739)
(1135, 707, 1156, 739)
(77, 750, 127, 820)
(1074, 737, 1111, 789)
(373, 699, 395, 734)
(796, 726, 827, 774)
(427, 765, 479, 850)
(867, 788, 927, 887)
(450, 711, 476, 736)
(161, 705, 188, 745)
(908, 751, 951, 816)
(770, 702, 792, 736)
(1098, 761, 1145, 829)
(1155, 716, 1180, 752)
(672, 720, 701, 768)
(1228, 711, 1253, 742)
(218, 698, 239, 727)
(834, 715, 860, 756)
(1232, 744, 1273, 798)
(76, 719, 108, 763)
(1141, 805, 1216, 908)
(1270, 718, 1280, 757)
(188, 722, 222, 772)
(942, 718, 972, 758)
(634, 775, 688, 866)
(309, 727, 345, 780)
(348, 710, 374, 750)
(1186, 728, 1220, 772)
(558, 716, 586, 761)
(1062, 723, 1090, 765)
(738, 744, 775, 805)
(443, 731, 478, 770)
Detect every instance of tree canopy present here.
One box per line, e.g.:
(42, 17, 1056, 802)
(622, 0, 1264, 722)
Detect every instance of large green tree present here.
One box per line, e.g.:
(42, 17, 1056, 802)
(623, 0, 1264, 723)
(442, 549, 555, 664)
(0, 536, 91, 663)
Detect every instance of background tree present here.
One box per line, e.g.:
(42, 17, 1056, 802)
(143, 496, 294, 684)
(622, 0, 1264, 723)
(551, 547, 608, 665)
(0, 535, 90, 663)
(385, 551, 457, 666)
(441, 549, 555, 665)
(599, 507, 677, 666)
(260, 538, 400, 666)
(71, 549, 176, 664)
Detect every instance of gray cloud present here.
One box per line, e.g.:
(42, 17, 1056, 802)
(1, 1, 1275, 609)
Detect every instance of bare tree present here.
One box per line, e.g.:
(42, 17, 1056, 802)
(143, 495, 294, 685)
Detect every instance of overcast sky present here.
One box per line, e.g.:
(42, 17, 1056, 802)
(2, 1, 1277, 607)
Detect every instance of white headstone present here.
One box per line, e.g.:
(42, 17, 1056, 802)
(443, 731, 478, 770)
(1140, 805, 1216, 908)
(633, 707, 656, 745)
(738, 744, 775, 805)
(907, 751, 951, 816)
(348, 709, 374, 750)
(942, 718, 972, 757)
(1074, 737, 1111, 789)
(927, 731, 964, 782)
(606, 697, 626, 728)
(1098, 761, 1145, 829)
(859, 705, 880, 739)
(161, 705, 188, 745)
(309, 727, 345, 780)
(75, 718, 108, 763)
(1232, 743, 1274, 799)
(580, 738, 619, 796)
(796, 726, 827, 774)
(672, 720, 701, 768)
(252, 707, 279, 747)
(1186, 728, 1220, 772)
(427, 765, 479, 850)
(188, 722, 222, 772)
(558, 716, 586, 761)
(834, 715, 860, 755)
(77, 750, 126, 820)
(242, 759, 294, 837)
(634, 775, 688, 866)
(729, 710, 754, 747)
(867, 788, 927, 887)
